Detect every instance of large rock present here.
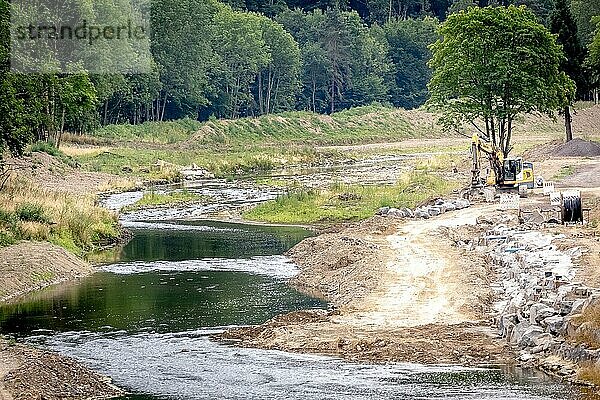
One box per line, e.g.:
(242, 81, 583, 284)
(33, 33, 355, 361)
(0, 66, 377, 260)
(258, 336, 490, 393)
(518, 325, 545, 348)
(543, 315, 565, 335)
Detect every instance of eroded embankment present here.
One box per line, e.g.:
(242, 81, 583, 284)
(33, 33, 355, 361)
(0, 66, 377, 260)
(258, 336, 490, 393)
(217, 207, 513, 364)
(0, 242, 95, 303)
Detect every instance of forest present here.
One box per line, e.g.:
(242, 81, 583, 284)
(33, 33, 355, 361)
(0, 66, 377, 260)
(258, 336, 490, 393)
(0, 0, 599, 157)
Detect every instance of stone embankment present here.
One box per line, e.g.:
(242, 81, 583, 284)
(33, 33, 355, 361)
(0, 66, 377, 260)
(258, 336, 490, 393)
(377, 198, 471, 219)
(454, 216, 600, 382)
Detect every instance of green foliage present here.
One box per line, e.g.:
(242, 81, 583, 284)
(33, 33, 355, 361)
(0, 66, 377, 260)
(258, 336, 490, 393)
(15, 203, 51, 224)
(244, 172, 460, 224)
(550, 0, 587, 98)
(570, 0, 600, 45)
(381, 17, 439, 109)
(0, 231, 15, 247)
(589, 18, 600, 86)
(428, 5, 575, 156)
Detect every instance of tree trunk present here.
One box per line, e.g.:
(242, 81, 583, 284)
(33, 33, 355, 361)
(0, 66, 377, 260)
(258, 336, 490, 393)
(160, 92, 168, 122)
(564, 106, 573, 142)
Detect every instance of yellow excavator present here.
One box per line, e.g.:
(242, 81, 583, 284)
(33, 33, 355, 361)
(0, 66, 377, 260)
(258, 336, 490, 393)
(470, 133, 535, 190)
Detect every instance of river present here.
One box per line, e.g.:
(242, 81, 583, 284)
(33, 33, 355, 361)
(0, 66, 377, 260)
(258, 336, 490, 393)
(0, 179, 593, 399)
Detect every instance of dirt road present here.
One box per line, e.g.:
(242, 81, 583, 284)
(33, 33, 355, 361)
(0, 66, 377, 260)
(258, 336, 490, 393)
(335, 205, 494, 329)
(218, 204, 510, 364)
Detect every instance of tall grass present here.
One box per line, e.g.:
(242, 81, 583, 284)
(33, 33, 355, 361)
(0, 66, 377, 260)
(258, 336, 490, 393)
(90, 118, 202, 144)
(0, 177, 120, 255)
(244, 172, 460, 224)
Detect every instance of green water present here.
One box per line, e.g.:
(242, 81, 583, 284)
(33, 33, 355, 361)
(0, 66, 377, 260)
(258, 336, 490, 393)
(97, 220, 311, 263)
(0, 221, 322, 336)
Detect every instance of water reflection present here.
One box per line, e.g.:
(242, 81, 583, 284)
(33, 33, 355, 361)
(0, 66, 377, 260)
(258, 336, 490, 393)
(94, 220, 313, 263)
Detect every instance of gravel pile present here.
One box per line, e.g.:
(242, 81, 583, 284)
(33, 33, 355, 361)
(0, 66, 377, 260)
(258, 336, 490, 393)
(553, 138, 600, 157)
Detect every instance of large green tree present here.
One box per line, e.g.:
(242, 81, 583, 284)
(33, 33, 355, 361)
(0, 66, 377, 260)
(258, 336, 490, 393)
(381, 17, 438, 109)
(427, 5, 574, 157)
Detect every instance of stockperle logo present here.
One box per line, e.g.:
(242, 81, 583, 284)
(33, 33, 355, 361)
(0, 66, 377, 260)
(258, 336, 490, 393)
(10, 0, 152, 74)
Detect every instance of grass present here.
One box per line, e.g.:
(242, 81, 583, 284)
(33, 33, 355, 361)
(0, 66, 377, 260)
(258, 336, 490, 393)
(0, 177, 120, 255)
(244, 172, 460, 224)
(553, 165, 576, 180)
(78, 105, 446, 148)
(123, 190, 203, 211)
(71, 145, 327, 179)
(87, 118, 203, 144)
(29, 141, 79, 168)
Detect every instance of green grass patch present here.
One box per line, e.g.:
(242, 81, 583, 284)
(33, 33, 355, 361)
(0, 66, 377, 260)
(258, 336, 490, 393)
(553, 165, 576, 180)
(244, 172, 460, 224)
(82, 105, 448, 148)
(90, 118, 202, 144)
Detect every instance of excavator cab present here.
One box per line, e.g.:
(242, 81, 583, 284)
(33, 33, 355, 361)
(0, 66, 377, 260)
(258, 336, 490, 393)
(500, 158, 535, 189)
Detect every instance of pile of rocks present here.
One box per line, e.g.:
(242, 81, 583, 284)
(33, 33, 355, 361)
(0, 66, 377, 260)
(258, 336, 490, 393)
(377, 198, 471, 220)
(466, 223, 600, 375)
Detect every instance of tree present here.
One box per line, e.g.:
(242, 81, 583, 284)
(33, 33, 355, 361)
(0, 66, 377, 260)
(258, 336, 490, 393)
(570, 0, 600, 46)
(151, 0, 221, 120)
(211, 9, 271, 118)
(427, 5, 575, 158)
(447, 0, 477, 15)
(589, 18, 600, 102)
(253, 18, 301, 114)
(382, 17, 438, 108)
(549, 0, 585, 141)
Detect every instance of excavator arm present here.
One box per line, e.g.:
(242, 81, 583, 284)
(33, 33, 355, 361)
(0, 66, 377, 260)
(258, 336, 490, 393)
(470, 134, 504, 187)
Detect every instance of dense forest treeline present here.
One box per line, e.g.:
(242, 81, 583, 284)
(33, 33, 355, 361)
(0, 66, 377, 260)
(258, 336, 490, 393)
(0, 0, 599, 157)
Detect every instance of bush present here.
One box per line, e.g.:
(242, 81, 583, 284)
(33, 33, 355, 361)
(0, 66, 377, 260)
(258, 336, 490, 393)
(0, 231, 16, 247)
(30, 141, 61, 157)
(15, 203, 51, 224)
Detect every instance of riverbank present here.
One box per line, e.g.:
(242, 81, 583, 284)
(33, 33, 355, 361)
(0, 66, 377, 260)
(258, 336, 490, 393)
(218, 185, 600, 387)
(0, 338, 124, 400)
(0, 242, 96, 303)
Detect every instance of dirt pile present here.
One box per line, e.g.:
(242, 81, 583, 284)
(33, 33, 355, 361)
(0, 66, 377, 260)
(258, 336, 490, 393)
(0, 339, 123, 400)
(553, 138, 600, 157)
(287, 216, 393, 306)
(0, 242, 95, 303)
(523, 138, 600, 161)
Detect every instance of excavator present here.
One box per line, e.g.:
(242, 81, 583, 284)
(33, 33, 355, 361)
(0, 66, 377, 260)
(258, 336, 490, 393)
(470, 133, 535, 191)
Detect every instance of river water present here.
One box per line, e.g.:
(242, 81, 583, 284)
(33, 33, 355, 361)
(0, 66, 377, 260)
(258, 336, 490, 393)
(0, 182, 594, 400)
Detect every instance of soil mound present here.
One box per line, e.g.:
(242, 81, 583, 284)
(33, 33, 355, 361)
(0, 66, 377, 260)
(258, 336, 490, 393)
(553, 138, 600, 157)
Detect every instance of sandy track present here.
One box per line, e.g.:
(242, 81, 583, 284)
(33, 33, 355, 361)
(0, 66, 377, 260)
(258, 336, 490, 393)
(338, 206, 494, 328)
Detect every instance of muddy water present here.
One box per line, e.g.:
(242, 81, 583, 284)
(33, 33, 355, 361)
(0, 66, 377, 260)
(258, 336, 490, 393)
(0, 188, 591, 399)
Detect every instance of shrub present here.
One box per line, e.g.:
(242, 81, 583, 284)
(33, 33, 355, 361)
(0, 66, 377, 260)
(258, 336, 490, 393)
(15, 203, 51, 224)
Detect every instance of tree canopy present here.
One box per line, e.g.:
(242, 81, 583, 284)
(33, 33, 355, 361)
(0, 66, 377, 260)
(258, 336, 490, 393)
(427, 5, 575, 156)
